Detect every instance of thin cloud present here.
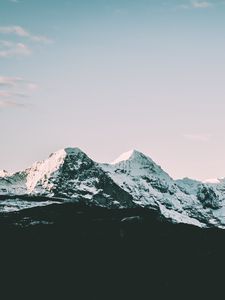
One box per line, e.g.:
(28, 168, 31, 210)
(183, 133, 211, 142)
(176, 1, 213, 10)
(0, 75, 38, 109)
(0, 25, 52, 44)
(0, 76, 38, 90)
(0, 26, 28, 36)
(0, 91, 28, 98)
(30, 35, 52, 44)
(192, 1, 212, 8)
(0, 76, 24, 87)
(0, 40, 31, 57)
(0, 100, 26, 108)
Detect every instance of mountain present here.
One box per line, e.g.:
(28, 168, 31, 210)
(101, 149, 176, 206)
(0, 148, 133, 209)
(101, 150, 222, 227)
(1, 147, 225, 228)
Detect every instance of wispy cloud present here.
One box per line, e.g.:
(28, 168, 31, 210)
(0, 100, 25, 108)
(0, 26, 28, 36)
(0, 75, 38, 109)
(176, 1, 213, 10)
(0, 25, 52, 44)
(0, 90, 28, 98)
(31, 35, 53, 43)
(0, 40, 31, 57)
(9, 0, 20, 3)
(0, 76, 38, 89)
(183, 133, 211, 142)
(0, 21, 48, 108)
(192, 1, 212, 8)
(0, 76, 24, 87)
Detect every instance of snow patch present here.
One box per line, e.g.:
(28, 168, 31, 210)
(111, 150, 136, 164)
(204, 178, 220, 184)
(0, 170, 9, 178)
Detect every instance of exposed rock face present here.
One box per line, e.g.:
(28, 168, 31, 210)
(197, 184, 221, 209)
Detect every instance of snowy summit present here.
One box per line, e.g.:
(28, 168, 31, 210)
(111, 150, 137, 164)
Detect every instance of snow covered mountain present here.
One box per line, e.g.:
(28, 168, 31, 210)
(0, 148, 133, 209)
(1, 147, 225, 228)
(101, 150, 224, 227)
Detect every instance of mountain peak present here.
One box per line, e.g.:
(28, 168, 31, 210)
(25, 147, 92, 194)
(51, 147, 84, 158)
(111, 149, 147, 164)
(64, 147, 83, 155)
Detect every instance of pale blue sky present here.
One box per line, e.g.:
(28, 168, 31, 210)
(0, 0, 225, 180)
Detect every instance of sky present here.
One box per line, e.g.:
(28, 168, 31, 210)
(0, 0, 225, 180)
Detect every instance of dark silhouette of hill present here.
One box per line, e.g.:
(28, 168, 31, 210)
(0, 197, 225, 299)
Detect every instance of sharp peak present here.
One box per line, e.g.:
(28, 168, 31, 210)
(110, 149, 152, 165)
(64, 147, 83, 155)
(26, 147, 91, 174)
(51, 147, 85, 157)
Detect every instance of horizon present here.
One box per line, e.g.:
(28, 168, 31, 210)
(1, 0, 225, 181)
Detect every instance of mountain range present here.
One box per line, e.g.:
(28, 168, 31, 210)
(1, 147, 225, 228)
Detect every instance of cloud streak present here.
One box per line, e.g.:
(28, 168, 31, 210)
(192, 1, 212, 8)
(0, 26, 28, 36)
(0, 76, 24, 87)
(0, 25, 52, 44)
(0, 75, 38, 109)
(0, 100, 25, 108)
(0, 76, 38, 90)
(176, 1, 213, 10)
(0, 40, 31, 57)
(0, 90, 28, 98)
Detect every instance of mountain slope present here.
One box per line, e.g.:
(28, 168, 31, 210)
(101, 150, 224, 228)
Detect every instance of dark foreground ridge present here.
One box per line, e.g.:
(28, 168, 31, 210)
(1, 197, 225, 299)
